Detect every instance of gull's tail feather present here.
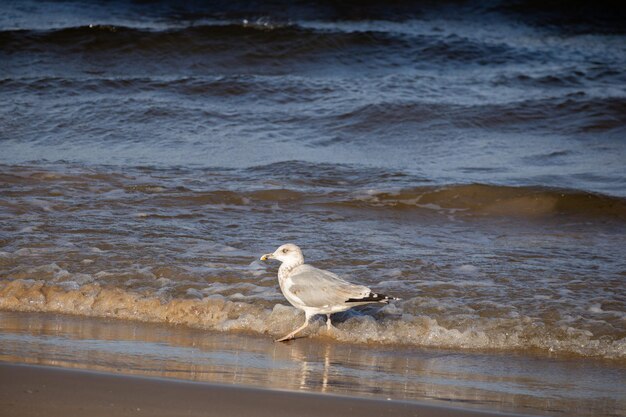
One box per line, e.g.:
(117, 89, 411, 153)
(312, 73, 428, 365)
(345, 292, 400, 304)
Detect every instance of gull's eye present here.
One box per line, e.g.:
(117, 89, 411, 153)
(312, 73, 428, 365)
(282, 248, 288, 253)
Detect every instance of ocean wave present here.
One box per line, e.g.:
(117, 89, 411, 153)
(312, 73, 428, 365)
(2, 163, 624, 220)
(0, 23, 533, 68)
(326, 96, 626, 135)
(492, 66, 626, 89)
(0, 75, 342, 102)
(3, 73, 623, 136)
(140, 182, 626, 221)
(341, 184, 626, 219)
(3, 74, 624, 138)
(2, 0, 623, 33)
(246, 161, 416, 187)
(0, 24, 400, 52)
(0, 279, 623, 360)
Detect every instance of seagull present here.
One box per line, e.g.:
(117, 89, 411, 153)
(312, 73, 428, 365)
(260, 243, 399, 342)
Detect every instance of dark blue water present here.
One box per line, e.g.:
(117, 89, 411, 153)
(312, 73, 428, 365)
(1, 0, 625, 194)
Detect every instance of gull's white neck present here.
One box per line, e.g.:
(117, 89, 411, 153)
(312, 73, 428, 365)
(278, 257, 304, 282)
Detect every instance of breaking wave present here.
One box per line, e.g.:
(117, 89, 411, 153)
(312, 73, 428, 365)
(1, 279, 624, 361)
(342, 184, 626, 219)
(117, 182, 626, 220)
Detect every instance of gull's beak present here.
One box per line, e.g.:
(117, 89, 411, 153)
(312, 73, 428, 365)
(260, 253, 274, 261)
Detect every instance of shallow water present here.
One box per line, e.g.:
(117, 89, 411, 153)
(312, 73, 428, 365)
(1, 163, 625, 359)
(1, 0, 626, 411)
(1, 311, 624, 417)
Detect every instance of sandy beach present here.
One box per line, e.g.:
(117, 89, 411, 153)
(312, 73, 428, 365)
(1, 311, 624, 417)
(1, 362, 531, 417)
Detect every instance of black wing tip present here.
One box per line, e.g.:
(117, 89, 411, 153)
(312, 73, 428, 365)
(346, 292, 400, 304)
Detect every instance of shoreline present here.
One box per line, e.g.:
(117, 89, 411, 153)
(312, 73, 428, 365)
(0, 362, 529, 417)
(1, 279, 624, 363)
(0, 310, 624, 417)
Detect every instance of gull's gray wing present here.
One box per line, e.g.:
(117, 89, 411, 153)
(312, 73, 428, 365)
(286, 264, 371, 308)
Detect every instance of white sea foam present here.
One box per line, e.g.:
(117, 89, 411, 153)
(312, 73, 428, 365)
(0, 279, 624, 361)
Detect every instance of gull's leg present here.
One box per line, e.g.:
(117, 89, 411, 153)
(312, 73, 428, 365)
(326, 314, 334, 331)
(276, 315, 310, 342)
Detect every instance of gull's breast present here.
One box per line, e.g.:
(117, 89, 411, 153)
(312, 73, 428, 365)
(280, 276, 306, 309)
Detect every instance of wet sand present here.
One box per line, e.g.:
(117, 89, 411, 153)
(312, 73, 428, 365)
(0, 362, 528, 417)
(1, 311, 624, 417)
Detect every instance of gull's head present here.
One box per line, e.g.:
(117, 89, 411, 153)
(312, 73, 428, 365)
(260, 243, 304, 264)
